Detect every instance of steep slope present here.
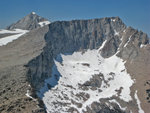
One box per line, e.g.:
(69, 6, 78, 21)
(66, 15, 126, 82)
(7, 12, 50, 30)
(0, 25, 49, 113)
(0, 13, 50, 113)
(26, 17, 150, 112)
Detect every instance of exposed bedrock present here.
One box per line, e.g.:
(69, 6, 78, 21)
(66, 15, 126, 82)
(26, 16, 149, 93)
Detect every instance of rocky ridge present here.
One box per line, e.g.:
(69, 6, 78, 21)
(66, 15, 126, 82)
(0, 12, 50, 113)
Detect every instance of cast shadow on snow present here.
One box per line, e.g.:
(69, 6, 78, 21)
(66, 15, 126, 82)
(37, 53, 73, 99)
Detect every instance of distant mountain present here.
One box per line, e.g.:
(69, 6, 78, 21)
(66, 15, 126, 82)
(7, 12, 50, 30)
(0, 12, 50, 46)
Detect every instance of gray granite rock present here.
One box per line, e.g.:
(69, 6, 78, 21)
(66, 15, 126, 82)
(117, 27, 149, 60)
(25, 17, 150, 113)
(26, 17, 127, 90)
(7, 12, 49, 30)
(26, 16, 150, 91)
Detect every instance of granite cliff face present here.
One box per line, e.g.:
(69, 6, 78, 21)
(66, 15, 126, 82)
(27, 17, 125, 89)
(27, 17, 149, 90)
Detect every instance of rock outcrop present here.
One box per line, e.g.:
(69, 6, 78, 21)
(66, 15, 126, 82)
(27, 17, 126, 89)
(27, 17, 149, 90)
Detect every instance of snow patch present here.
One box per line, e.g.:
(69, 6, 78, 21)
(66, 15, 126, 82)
(41, 49, 134, 113)
(98, 40, 107, 51)
(31, 12, 36, 15)
(114, 30, 119, 36)
(0, 29, 27, 34)
(124, 35, 132, 47)
(38, 21, 50, 27)
(109, 99, 127, 111)
(134, 90, 145, 113)
(140, 44, 146, 48)
(0, 29, 28, 46)
(25, 90, 35, 100)
(111, 19, 116, 22)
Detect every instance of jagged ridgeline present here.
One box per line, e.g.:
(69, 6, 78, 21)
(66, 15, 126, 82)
(27, 16, 149, 90)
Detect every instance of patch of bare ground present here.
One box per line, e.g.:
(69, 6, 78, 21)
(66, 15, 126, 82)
(0, 26, 49, 113)
(125, 45, 150, 112)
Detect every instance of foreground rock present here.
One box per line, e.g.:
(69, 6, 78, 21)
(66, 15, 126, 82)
(0, 25, 49, 113)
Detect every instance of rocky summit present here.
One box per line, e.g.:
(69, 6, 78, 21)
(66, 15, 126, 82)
(7, 12, 50, 30)
(0, 13, 150, 113)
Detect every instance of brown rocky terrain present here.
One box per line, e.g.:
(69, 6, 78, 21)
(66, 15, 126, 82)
(125, 45, 150, 113)
(0, 25, 49, 113)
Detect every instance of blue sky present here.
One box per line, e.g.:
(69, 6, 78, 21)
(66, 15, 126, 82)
(0, 0, 149, 36)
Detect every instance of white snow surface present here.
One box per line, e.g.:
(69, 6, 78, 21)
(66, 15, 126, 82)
(123, 29, 126, 33)
(140, 44, 146, 48)
(31, 12, 36, 14)
(40, 47, 134, 113)
(134, 90, 145, 113)
(98, 40, 107, 51)
(109, 99, 127, 111)
(0, 29, 28, 46)
(124, 35, 132, 47)
(0, 29, 27, 34)
(38, 21, 50, 27)
(111, 19, 116, 22)
(114, 30, 119, 36)
(26, 90, 35, 100)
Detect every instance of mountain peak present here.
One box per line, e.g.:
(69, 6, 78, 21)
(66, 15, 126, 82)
(31, 12, 36, 15)
(7, 12, 50, 30)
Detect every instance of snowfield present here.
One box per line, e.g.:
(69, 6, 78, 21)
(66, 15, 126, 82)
(134, 90, 144, 113)
(38, 42, 135, 112)
(0, 29, 28, 46)
(38, 21, 50, 27)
